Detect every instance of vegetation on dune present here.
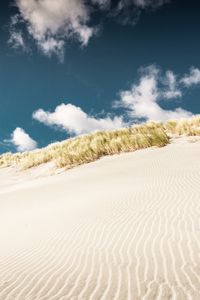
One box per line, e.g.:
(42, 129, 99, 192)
(0, 115, 200, 171)
(165, 116, 200, 136)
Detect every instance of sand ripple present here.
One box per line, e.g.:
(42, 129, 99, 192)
(0, 139, 200, 299)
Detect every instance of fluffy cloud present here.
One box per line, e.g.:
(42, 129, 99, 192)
(180, 67, 200, 87)
(11, 127, 37, 152)
(11, 0, 94, 59)
(10, 0, 169, 59)
(33, 103, 125, 135)
(32, 66, 199, 134)
(115, 65, 192, 122)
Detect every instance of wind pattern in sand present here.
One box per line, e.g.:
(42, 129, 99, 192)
(0, 139, 200, 299)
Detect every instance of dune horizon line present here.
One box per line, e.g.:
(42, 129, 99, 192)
(0, 115, 200, 171)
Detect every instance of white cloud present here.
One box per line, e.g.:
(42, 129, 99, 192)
(180, 67, 200, 87)
(163, 70, 182, 99)
(38, 38, 65, 61)
(115, 65, 192, 122)
(32, 66, 199, 134)
(12, 0, 94, 59)
(11, 127, 37, 152)
(33, 103, 125, 135)
(11, 0, 169, 58)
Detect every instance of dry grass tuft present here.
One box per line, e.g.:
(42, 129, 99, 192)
(165, 115, 200, 136)
(0, 116, 199, 171)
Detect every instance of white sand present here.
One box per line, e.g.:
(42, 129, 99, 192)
(1, 138, 200, 300)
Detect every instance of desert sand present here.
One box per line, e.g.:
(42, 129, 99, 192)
(0, 137, 200, 300)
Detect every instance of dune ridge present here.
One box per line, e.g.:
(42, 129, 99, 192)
(1, 116, 200, 173)
(0, 137, 200, 299)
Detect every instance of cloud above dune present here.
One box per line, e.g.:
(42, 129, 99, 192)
(162, 70, 182, 99)
(11, 127, 37, 152)
(4, 64, 199, 152)
(115, 65, 193, 122)
(32, 65, 200, 135)
(180, 67, 200, 87)
(10, 0, 95, 59)
(10, 0, 170, 59)
(33, 103, 125, 135)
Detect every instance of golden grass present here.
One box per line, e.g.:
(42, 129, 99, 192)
(0, 116, 199, 171)
(165, 115, 200, 136)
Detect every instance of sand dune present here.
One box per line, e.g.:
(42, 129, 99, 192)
(1, 137, 200, 299)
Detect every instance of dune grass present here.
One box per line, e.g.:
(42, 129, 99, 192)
(165, 115, 200, 136)
(0, 116, 199, 171)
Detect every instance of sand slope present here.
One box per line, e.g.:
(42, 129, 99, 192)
(1, 138, 200, 300)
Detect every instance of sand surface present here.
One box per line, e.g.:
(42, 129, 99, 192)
(1, 138, 200, 300)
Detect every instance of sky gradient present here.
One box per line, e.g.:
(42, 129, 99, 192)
(0, 0, 200, 153)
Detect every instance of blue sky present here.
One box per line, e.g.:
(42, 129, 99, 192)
(0, 0, 200, 153)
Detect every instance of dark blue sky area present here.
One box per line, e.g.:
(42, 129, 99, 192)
(0, 0, 200, 153)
